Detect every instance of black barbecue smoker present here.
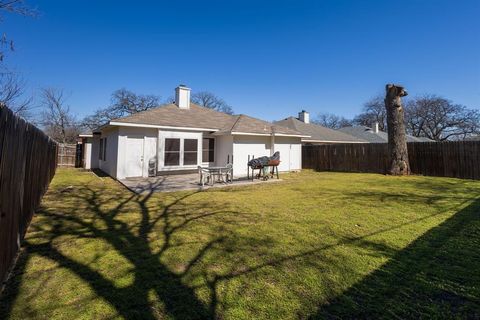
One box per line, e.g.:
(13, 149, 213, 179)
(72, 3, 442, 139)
(247, 151, 280, 181)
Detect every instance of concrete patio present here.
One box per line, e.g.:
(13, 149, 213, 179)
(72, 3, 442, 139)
(119, 173, 282, 193)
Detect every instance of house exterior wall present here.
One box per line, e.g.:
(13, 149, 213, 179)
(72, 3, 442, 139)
(98, 127, 119, 178)
(214, 134, 233, 167)
(157, 130, 203, 173)
(232, 135, 272, 177)
(116, 127, 223, 179)
(91, 135, 100, 169)
(117, 127, 158, 179)
(231, 135, 302, 177)
(89, 126, 302, 180)
(273, 136, 302, 172)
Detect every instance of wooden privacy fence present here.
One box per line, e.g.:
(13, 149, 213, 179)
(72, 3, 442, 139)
(0, 105, 58, 287)
(57, 143, 77, 167)
(302, 141, 480, 180)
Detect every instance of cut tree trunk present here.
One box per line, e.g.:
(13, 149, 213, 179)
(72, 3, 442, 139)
(385, 84, 410, 175)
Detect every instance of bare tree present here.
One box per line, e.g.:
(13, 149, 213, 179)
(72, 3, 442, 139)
(40, 88, 79, 144)
(353, 96, 387, 130)
(404, 95, 479, 141)
(82, 88, 160, 130)
(0, 0, 37, 62)
(0, 72, 34, 119)
(385, 84, 410, 176)
(313, 113, 352, 129)
(191, 91, 234, 115)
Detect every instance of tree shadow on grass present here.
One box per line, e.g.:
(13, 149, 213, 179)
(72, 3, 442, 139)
(0, 178, 255, 319)
(309, 198, 480, 319)
(1, 174, 479, 319)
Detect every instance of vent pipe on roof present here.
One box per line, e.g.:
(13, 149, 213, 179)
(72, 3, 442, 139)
(175, 85, 191, 109)
(298, 110, 310, 123)
(373, 121, 379, 133)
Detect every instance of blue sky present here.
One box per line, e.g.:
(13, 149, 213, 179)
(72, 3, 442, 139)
(3, 0, 480, 122)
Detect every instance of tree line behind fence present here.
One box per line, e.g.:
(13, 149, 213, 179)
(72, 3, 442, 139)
(0, 105, 58, 288)
(302, 141, 480, 180)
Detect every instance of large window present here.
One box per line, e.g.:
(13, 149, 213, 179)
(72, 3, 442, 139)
(183, 139, 198, 165)
(202, 138, 215, 163)
(164, 138, 180, 166)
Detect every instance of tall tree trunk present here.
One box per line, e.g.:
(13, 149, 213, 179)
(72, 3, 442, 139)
(385, 84, 410, 175)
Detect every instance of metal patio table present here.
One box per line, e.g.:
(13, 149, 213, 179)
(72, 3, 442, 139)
(198, 166, 233, 186)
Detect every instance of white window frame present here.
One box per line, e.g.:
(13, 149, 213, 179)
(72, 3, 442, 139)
(158, 130, 202, 171)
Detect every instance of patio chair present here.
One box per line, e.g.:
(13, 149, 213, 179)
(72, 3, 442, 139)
(198, 166, 213, 186)
(224, 164, 233, 183)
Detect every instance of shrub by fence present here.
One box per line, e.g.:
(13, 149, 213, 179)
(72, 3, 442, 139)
(0, 105, 58, 287)
(302, 141, 480, 180)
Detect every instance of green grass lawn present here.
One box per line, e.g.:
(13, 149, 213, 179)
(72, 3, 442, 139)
(1, 168, 480, 319)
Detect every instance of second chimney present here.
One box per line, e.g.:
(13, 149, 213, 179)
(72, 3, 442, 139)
(175, 85, 191, 109)
(298, 110, 310, 123)
(373, 121, 379, 133)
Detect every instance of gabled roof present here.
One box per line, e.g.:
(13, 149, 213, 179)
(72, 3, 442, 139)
(338, 126, 433, 143)
(101, 103, 305, 137)
(274, 117, 366, 143)
(215, 114, 307, 136)
(109, 103, 236, 131)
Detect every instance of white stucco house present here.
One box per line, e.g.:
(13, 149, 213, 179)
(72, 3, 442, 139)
(79, 85, 308, 180)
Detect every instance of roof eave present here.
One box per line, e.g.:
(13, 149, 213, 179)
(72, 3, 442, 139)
(108, 121, 219, 132)
(214, 131, 309, 138)
(302, 139, 368, 143)
(274, 133, 311, 138)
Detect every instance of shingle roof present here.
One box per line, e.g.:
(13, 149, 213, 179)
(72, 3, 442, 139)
(338, 126, 433, 143)
(216, 114, 304, 136)
(110, 103, 236, 130)
(108, 103, 304, 136)
(274, 117, 366, 143)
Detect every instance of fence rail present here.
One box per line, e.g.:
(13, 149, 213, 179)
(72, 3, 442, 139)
(0, 105, 57, 287)
(302, 141, 480, 180)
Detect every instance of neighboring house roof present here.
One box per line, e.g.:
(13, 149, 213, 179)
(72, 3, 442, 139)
(415, 136, 435, 142)
(79, 132, 93, 138)
(466, 135, 480, 141)
(101, 103, 305, 137)
(338, 126, 433, 143)
(274, 117, 367, 143)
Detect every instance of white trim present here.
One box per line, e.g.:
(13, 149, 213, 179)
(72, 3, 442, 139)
(302, 139, 367, 143)
(231, 131, 271, 136)
(79, 134, 93, 138)
(230, 131, 310, 138)
(109, 121, 219, 132)
(274, 133, 311, 138)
